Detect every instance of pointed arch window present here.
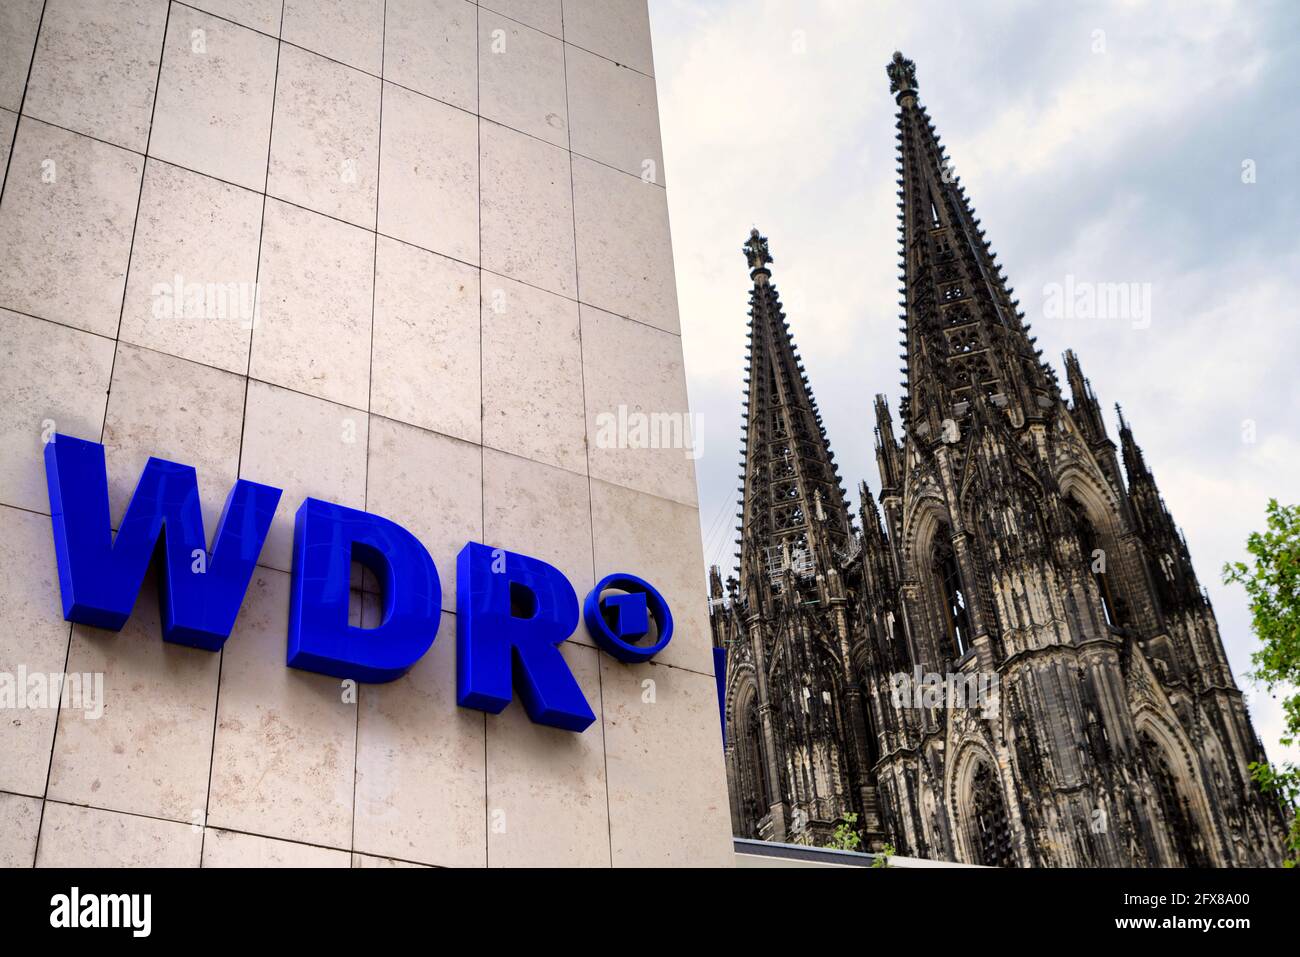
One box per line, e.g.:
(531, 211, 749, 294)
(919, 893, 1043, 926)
(1140, 732, 1210, 867)
(932, 529, 970, 658)
(1066, 497, 1119, 628)
(739, 701, 772, 836)
(970, 762, 1016, 867)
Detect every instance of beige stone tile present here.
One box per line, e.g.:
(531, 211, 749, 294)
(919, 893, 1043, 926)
(23, 0, 168, 152)
(0, 108, 15, 173)
(240, 380, 368, 573)
(370, 237, 479, 442)
(203, 828, 351, 866)
(479, 11, 567, 148)
(0, 505, 75, 797)
(0, 310, 114, 514)
(480, 119, 575, 299)
(483, 448, 594, 614)
(377, 84, 478, 266)
(119, 160, 262, 374)
(189, 0, 283, 35)
(0, 118, 143, 337)
(600, 658, 732, 866)
(150, 6, 279, 192)
(482, 0, 561, 38)
(250, 199, 374, 410)
(101, 344, 245, 529)
(351, 852, 432, 867)
(562, 0, 655, 77)
(481, 273, 585, 473)
(47, 576, 220, 824)
(37, 800, 202, 867)
(580, 305, 697, 505)
(0, 0, 42, 112)
(0, 792, 41, 867)
(207, 568, 357, 848)
(566, 44, 663, 183)
(589, 479, 712, 675)
(486, 642, 608, 866)
(384, 0, 476, 113)
(283, 0, 385, 75)
(355, 611, 486, 866)
(268, 44, 381, 228)
(573, 156, 679, 334)
(366, 418, 482, 614)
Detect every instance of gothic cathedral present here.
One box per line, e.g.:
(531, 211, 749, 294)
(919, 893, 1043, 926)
(708, 53, 1289, 866)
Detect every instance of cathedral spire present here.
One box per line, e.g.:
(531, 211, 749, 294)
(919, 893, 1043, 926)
(1118, 406, 1207, 611)
(1064, 349, 1109, 447)
(1117, 404, 1155, 499)
(734, 229, 852, 599)
(873, 393, 902, 494)
(890, 52, 1054, 439)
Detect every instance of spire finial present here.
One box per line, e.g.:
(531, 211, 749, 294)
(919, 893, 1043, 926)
(743, 227, 773, 275)
(887, 51, 917, 97)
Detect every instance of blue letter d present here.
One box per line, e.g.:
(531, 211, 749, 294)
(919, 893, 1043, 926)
(288, 498, 442, 683)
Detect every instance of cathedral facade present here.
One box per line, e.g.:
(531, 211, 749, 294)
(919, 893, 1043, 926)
(708, 53, 1289, 866)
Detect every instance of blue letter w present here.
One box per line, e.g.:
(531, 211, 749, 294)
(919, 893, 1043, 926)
(44, 434, 281, 650)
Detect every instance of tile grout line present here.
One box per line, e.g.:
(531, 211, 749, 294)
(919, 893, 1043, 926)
(0, 197, 683, 345)
(0, 0, 47, 214)
(200, 0, 286, 870)
(35, 796, 374, 863)
(2, 117, 678, 348)
(36, 0, 170, 867)
(22, 0, 53, 871)
(475, 0, 492, 870)
(352, 0, 388, 865)
(25, 368, 692, 525)
(560, 0, 616, 870)
(7, 57, 664, 204)
(0, 383, 703, 524)
(168, 0, 660, 188)
(1, 27, 666, 198)
(172, 0, 655, 85)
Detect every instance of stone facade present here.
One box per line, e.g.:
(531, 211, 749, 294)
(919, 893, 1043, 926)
(710, 52, 1289, 866)
(0, 0, 731, 868)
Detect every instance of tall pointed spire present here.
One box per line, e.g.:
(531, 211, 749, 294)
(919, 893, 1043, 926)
(890, 52, 1054, 440)
(1063, 347, 1131, 502)
(873, 393, 902, 494)
(734, 228, 852, 600)
(1064, 349, 1108, 447)
(1117, 406, 1207, 611)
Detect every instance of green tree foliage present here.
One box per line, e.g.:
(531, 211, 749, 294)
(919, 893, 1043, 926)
(825, 812, 862, 851)
(1223, 499, 1300, 866)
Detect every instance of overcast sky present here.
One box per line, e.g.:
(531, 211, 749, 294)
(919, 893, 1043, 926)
(648, 0, 1300, 764)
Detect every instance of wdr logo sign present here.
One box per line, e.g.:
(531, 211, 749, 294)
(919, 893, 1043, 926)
(43, 435, 675, 734)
